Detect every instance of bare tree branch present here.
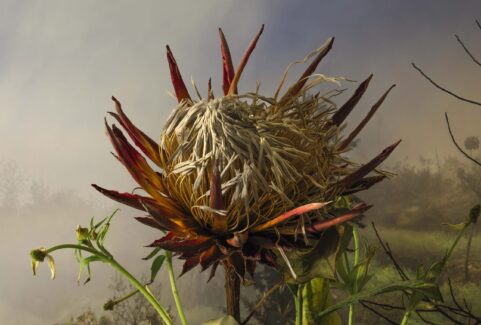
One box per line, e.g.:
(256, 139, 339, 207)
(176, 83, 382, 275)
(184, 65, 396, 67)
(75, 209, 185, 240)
(360, 301, 398, 325)
(372, 222, 409, 281)
(445, 113, 481, 167)
(412, 63, 481, 107)
(455, 34, 481, 67)
(476, 19, 481, 31)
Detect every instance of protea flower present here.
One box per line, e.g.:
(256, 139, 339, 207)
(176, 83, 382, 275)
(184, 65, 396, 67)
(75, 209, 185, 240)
(93, 25, 399, 320)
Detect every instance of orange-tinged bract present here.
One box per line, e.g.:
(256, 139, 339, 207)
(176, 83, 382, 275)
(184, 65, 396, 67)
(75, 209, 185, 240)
(93, 26, 399, 281)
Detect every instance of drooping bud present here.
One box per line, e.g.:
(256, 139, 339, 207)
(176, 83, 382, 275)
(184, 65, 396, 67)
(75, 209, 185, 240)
(469, 204, 480, 224)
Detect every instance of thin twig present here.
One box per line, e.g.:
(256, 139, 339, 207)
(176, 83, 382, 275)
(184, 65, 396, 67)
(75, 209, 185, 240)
(445, 113, 481, 167)
(412, 63, 481, 107)
(455, 34, 481, 67)
(434, 305, 465, 325)
(371, 222, 409, 281)
(360, 301, 398, 325)
(476, 19, 481, 31)
(416, 311, 437, 325)
(241, 280, 284, 325)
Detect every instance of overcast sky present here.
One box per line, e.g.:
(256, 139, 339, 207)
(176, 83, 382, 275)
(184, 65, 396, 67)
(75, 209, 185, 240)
(1, 1, 481, 324)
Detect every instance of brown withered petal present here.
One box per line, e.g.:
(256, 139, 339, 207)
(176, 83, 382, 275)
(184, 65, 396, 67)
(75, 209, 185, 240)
(109, 97, 163, 166)
(338, 84, 396, 150)
(180, 254, 201, 277)
(332, 74, 373, 127)
(207, 261, 220, 282)
(337, 140, 401, 190)
(200, 245, 223, 271)
(210, 166, 227, 233)
(105, 121, 168, 200)
(166, 45, 191, 102)
(281, 37, 334, 102)
(226, 232, 248, 248)
(92, 185, 189, 232)
(135, 216, 167, 231)
(306, 203, 372, 233)
(341, 175, 386, 195)
(253, 202, 330, 232)
(227, 24, 264, 95)
(219, 28, 235, 95)
(149, 235, 213, 255)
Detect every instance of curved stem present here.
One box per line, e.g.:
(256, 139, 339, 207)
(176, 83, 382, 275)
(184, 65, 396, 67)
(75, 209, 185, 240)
(109, 258, 173, 325)
(166, 251, 188, 325)
(45, 244, 173, 325)
(46, 244, 108, 257)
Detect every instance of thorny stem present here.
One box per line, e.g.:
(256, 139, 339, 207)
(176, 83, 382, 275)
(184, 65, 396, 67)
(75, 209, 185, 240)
(45, 244, 173, 325)
(166, 251, 188, 325)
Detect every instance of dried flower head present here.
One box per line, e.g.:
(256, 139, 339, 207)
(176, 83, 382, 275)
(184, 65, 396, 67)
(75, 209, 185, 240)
(93, 25, 399, 282)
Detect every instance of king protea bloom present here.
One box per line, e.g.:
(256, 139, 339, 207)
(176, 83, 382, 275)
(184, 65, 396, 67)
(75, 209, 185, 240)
(93, 25, 398, 284)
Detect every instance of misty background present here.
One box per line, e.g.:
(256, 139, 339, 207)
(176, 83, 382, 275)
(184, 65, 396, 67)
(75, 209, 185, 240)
(1, 0, 481, 324)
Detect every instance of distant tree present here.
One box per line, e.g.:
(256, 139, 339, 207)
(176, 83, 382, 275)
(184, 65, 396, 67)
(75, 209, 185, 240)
(0, 160, 23, 215)
(464, 136, 480, 151)
(56, 308, 114, 325)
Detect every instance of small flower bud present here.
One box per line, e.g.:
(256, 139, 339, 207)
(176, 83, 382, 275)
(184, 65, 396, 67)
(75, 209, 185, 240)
(76, 225, 89, 242)
(103, 299, 115, 311)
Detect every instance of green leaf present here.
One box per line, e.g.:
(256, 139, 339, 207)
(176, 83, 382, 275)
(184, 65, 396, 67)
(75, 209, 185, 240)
(277, 227, 341, 283)
(150, 254, 166, 283)
(78, 255, 102, 285)
(143, 247, 162, 260)
(316, 280, 443, 319)
(302, 278, 342, 325)
(201, 315, 239, 325)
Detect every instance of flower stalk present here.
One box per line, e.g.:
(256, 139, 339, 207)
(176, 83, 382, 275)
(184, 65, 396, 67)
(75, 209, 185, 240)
(166, 251, 188, 325)
(224, 263, 241, 322)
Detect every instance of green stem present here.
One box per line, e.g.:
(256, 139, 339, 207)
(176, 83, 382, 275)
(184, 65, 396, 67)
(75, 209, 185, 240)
(166, 251, 188, 325)
(446, 223, 469, 261)
(45, 244, 173, 325)
(348, 226, 360, 325)
(46, 244, 108, 257)
(295, 284, 303, 325)
(400, 222, 471, 325)
(400, 310, 411, 325)
(464, 224, 475, 282)
(109, 259, 173, 325)
(348, 305, 355, 325)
